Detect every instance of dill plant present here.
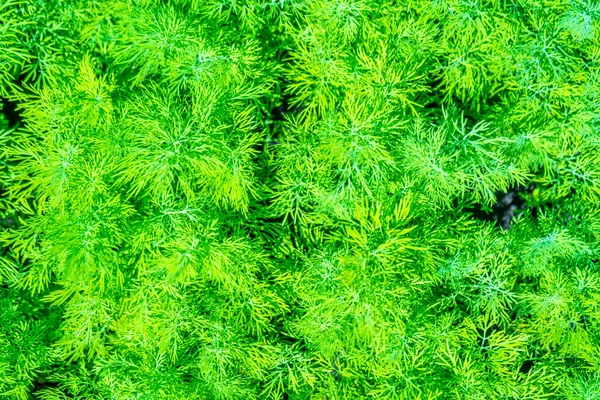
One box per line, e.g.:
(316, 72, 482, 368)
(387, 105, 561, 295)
(1, 0, 600, 399)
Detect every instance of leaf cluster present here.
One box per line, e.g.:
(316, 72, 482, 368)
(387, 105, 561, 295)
(1, 0, 600, 399)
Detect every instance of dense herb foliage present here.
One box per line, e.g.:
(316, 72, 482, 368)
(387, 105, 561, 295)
(1, 0, 600, 398)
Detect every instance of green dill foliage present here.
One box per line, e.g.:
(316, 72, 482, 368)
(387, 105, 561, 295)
(1, 0, 600, 399)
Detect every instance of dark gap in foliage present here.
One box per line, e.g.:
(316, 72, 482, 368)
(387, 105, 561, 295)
(99, 59, 110, 75)
(0, 214, 16, 228)
(270, 47, 292, 124)
(422, 75, 445, 115)
(263, 89, 288, 150)
(271, 90, 291, 123)
(242, 207, 286, 251)
(329, 366, 342, 381)
(571, 315, 591, 331)
(32, 373, 59, 394)
(465, 184, 536, 230)
(246, 71, 290, 248)
(563, 356, 583, 369)
(484, 92, 502, 109)
(518, 339, 542, 374)
(246, 48, 295, 249)
(443, 295, 470, 315)
(256, 46, 290, 167)
(328, 355, 343, 381)
(1, 97, 22, 128)
(444, 94, 477, 120)
(519, 359, 534, 374)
